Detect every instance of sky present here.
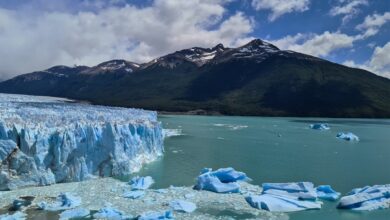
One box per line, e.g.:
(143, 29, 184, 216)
(0, 0, 389, 80)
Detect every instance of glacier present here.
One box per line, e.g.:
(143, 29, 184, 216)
(0, 93, 164, 190)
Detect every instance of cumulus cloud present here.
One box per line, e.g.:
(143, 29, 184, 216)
(356, 12, 390, 38)
(344, 42, 390, 78)
(0, 0, 254, 80)
(271, 31, 356, 57)
(251, 0, 310, 21)
(330, 0, 368, 24)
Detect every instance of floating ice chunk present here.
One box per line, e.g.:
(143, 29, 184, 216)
(93, 206, 129, 220)
(123, 190, 145, 199)
(338, 184, 390, 211)
(245, 194, 322, 212)
(336, 132, 359, 141)
(137, 210, 173, 220)
(316, 185, 341, 201)
(194, 167, 249, 193)
(59, 208, 90, 220)
(310, 123, 330, 130)
(0, 211, 27, 220)
(169, 200, 197, 213)
(262, 182, 316, 194)
(130, 176, 154, 190)
(38, 193, 81, 211)
(163, 129, 182, 138)
(263, 189, 317, 201)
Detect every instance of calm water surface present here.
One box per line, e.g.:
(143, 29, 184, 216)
(135, 115, 390, 220)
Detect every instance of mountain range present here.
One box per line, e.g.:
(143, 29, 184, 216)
(1, 39, 390, 117)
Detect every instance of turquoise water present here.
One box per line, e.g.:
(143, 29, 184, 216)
(136, 115, 390, 220)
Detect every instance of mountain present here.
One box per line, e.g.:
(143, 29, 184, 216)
(1, 39, 390, 118)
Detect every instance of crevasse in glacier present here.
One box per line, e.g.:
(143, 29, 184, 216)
(0, 93, 164, 190)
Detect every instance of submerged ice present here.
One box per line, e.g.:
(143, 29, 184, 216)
(0, 93, 164, 190)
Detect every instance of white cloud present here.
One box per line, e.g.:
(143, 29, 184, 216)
(251, 0, 310, 21)
(0, 0, 254, 80)
(356, 12, 390, 38)
(271, 31, 356, 57)
(330, 0, 368, 24)
(343, 42, 390, 78)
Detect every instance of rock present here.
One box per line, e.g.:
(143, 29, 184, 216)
(137, 210, 173, 220)
(129, 176, 155, 190)
(123, 190, 145, 199)
(336, 132, 359, 141)
(338, 184, 390, 211)
(0, 211, 27, 220)
(59, 208, 90, 220)
(194, 167, 249, 193)
(169, 200, 197, 213)
(316, 185, 341, 201)
(10, 198, 32, 211)
(310, 123, 330, 130)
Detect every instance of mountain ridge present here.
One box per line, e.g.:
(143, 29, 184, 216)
(1, 38, 390, 118)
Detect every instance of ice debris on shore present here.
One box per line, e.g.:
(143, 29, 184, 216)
(338, 184, 390, 211)
(38, 193, 81, 211)
(137, 210, 173, 220)
(59, 208, 90, 220)
(130, 176, 155, 190)
(194, 167, 250, 193)
(169, 200, 197, 213)
(0, 211, 26, 220)
(123, 190, 145, 199)
(0, 93, 164, 190)
(310, 123, 330, 130)
(336, 132, 359, 141)
(93, 206, 131, 220)
(246, 182, 340, 212)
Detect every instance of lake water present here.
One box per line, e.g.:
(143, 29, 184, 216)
(135, 115, 390, 220)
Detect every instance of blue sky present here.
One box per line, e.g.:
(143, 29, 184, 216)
(0, 0, 389, 79)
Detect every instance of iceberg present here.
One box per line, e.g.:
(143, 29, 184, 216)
(310, 123, 330, 130)
(130, 176, 155, 190)
(59, 208, 90, 220)
(0, 93, 164, 190)
(338, 184, 390, 211)
(194, 167, 249, 193)
(245, 194, 322, 212)
(246, 182, 339, 212)
(137, 210, 173, 220)
(316, 185, 341, 201)
(336, 132, 359, 141)
(169, 200, 197, 213)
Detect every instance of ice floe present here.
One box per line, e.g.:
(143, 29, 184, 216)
(194, 167, 250, 193)
(38, 193, 81, 211)
(137, 210, 173, 220)
(338, 184, 390, 211)
(246, 182, 340, 212)
(310, 123, 330, 130)
(336, 132, 359, 141)
(163, 129, 183, 138)
(212, 124, 248, 130)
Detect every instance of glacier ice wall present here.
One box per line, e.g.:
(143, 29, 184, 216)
(0, 93, 164, 190)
